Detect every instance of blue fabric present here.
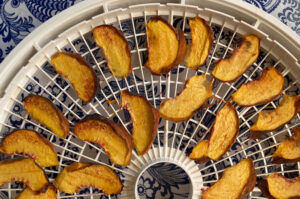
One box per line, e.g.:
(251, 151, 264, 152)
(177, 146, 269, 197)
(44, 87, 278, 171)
(0, 0, 299, 64)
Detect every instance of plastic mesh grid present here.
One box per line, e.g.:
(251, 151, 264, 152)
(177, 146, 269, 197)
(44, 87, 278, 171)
(0, 5, 299, 199)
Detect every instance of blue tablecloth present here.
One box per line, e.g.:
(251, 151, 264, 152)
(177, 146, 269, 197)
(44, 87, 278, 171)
(0, 0, 299, 63)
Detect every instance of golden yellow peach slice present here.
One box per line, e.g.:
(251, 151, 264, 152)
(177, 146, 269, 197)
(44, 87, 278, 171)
(73, 114, 133, 166)
(232, 67, 284, 106)
(189, 102, 239, 163)
(55, 162, 122, 194)
(93, 25, 132, 78)
(250, 94, 299, 139)
(0, 129, 58, 167)
(24, 95, 69, 139)
(145, 16, 187, 75)
(15, 185, 57, 199)
(258, 173, 300, 199)
(159, 75, 213, 122)
(120, 91, 159, 155)
(0, 158, 48, 192)
(202, 158, 256, 199)
(185, 16, 213, 70)
(51, 52, 97, 103)
(212, 34, 260, 82)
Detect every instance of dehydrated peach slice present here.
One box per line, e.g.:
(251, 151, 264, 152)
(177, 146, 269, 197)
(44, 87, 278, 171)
(93, 25, 132, 78)
(15, 185, 57, 199)
(24, 95, 69, 139)
(272, 127, 300, 164)
(250, 94, 299, 139)
(202, 158, 256, 199)
(232, 67, 284, 106)
(159, 75, 213, 122)
(145, 16, 187, 75)
(0, 158, 48, 192)
(258, 173, 300, 199)
(0, 129, 58, 167)
(120, 91, 159, 155)
(212, 34, 260, 82)
(189, 102, 239, 163)
(54, 162, 122, 194)
(185, 16, 213, 70)
(51, 52, 97, 103)
(73, 114, 133, 166)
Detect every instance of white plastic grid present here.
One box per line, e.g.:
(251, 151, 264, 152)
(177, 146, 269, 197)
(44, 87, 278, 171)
(0, 3, 299, 199)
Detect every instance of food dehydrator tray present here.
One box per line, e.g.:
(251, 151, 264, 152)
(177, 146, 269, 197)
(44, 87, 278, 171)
(0, 0, 299, 198)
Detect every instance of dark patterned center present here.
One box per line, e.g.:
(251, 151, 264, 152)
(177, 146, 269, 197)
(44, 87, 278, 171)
(137, 162, 192, 199)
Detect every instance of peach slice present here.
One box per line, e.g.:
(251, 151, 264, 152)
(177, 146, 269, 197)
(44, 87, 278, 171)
(15, 185, 57, 199)
(189, 102, 239, 163)
(0, 129, 58, 167)
(145, 16, 187, 75)
(250, 94, 299, 139)
(202, 158, 256, 199)
(24, 95, 69, 139)
(93, 25, 132, 78)
(0, 158, 48, 192)
(258, 173, 300, 199)
(51, 52, 97, 103)
(159, 75, 213, 122)
(120, 91, 159, 155)
(73, 114, 133, 166)
(185, 16, 213, 70)
(54, 162, 122, 194)
(212, 34, 260, 82)
(272, 127, 300, 164)
(232, 67, 284, 106)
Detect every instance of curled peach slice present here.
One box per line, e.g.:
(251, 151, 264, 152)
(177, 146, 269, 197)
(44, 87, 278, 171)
(189, 102, 239, 163)
(15, 185, 57, 199)
(185, 16, 213, 70)
(73, 114, 133, 166)
(159, 75, 213, 122)
(24, 95, 69, 139)
(55, 162, 122, 194)
(202, 158, 256, 199)
(120, 91, 159, 155)
(145, 16, 187, 75)
(212, 34, 260, 82)
(0, 129, 58, 167)
(51, 52, 97, 103)
(272, 127, 300, 164)
(232, 67, 284, 106)
(258, 173, 300, 199)
(0, 158, 48, 192)
(250, 94, 299, 139)
(93, 25, 132, 78)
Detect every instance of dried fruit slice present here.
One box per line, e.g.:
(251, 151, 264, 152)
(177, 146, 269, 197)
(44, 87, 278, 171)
(185, 16, 213, 70)
(145, 16, 187, 75)
(159, 75, 213, 122)
(232, 67, 284, 106)
(55, 162, 122, 194)
(73, 115, 133, 166)
(272, 127, 300, 164)
(189, 102, 239, 163)
(212, 34, 260, 82)
(202, 158, 256, 199)
(51, 52, 97, 103)
(15, 185, 57, 199)
(250, 94, 299, 139)
(0, 130, 58, 167)
(24, 95, 69, 139)
(93, 25, 132, 78)
(258, 173, 300, 199)
(0, 158, 48, 192)
(120, 91, 159, 155)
